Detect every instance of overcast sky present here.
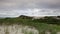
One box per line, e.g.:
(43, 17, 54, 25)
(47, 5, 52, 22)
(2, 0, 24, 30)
(0, 0, 60, 17)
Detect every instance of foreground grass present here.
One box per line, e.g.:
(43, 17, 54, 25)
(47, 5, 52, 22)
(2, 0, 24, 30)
(0, 17, 60, 34)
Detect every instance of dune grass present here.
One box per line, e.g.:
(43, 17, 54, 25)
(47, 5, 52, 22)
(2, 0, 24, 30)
(0, 17, 60, 34)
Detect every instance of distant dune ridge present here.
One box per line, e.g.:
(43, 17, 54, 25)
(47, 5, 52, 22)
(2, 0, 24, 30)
(19, 15, 60, 20)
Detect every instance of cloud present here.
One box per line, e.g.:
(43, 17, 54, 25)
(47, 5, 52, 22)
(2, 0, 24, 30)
(0, 0, 60, 17)
(0, 10, 20, 17)
(0, 0, 60, 9)
(18, 9, 60, 16)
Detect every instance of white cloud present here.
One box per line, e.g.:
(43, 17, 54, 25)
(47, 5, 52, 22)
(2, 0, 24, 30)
(0, 9, 60, 17)
(14, 9, 60, 16)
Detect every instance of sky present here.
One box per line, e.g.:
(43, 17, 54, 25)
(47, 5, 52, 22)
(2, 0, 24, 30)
(0, 0, 60, 17)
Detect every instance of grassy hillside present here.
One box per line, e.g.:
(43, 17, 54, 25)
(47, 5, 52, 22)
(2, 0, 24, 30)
(0, 16, 60, 34)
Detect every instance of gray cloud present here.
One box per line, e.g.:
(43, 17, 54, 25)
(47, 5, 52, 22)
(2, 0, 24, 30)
(0, 0, 60, 17)
(0, 0, 60, 9)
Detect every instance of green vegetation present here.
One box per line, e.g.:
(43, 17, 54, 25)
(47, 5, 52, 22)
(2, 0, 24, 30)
(0, 16, 60, 34)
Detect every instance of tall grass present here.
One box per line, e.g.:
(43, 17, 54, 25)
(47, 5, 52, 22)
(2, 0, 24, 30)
(0, 16, 60, 34)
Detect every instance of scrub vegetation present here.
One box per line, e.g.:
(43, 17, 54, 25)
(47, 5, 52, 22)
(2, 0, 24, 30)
(0, 15, 60, 34)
